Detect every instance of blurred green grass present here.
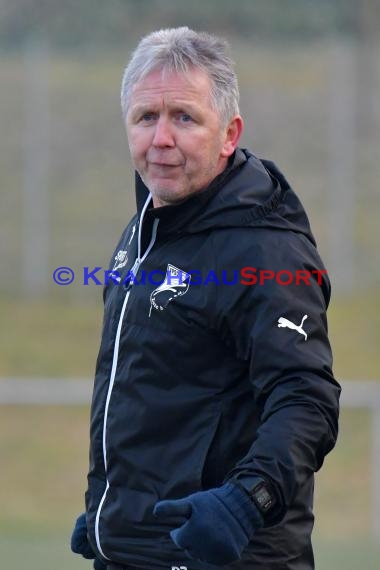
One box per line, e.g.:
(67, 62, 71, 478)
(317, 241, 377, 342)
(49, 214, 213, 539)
(0, 298, 103, 377)
(0, 407, 89, 535)
(0, 537, 90, 570)
(313, 539, 380, 570)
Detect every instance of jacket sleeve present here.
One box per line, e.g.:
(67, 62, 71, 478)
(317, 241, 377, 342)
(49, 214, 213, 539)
(213, 228, 341, 519)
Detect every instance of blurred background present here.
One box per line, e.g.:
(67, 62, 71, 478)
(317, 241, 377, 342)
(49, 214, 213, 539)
(1, 1, 379, 568)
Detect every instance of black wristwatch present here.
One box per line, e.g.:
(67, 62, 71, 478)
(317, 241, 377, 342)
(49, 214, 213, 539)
(232, 476, 281, 524)
(247, 479, 277, 516)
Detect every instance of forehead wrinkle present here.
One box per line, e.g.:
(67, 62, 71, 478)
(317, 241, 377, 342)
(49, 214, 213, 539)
(129, 94, 213, 124)
(129, 69, 214, 114)
(131, 96, 204, 116)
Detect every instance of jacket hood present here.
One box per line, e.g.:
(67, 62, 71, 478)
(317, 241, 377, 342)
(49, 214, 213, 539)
(135, 148, 316, 246)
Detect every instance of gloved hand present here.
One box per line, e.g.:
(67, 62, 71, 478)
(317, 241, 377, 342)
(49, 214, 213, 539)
(153, 482, 264, 565)
(70, 512, 107, 570)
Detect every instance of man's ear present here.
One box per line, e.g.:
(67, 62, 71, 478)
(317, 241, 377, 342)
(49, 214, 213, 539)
(221, 115, 244, 158)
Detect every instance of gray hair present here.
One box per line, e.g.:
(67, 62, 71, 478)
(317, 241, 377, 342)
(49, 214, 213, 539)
(120, 27, 240, 126)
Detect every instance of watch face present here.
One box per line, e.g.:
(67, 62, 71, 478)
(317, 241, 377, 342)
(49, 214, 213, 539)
(253, 483, 275, 512)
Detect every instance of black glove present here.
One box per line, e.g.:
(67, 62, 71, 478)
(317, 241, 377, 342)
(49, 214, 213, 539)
(71, 512, 107, 570)
(154, 482, 263, 565)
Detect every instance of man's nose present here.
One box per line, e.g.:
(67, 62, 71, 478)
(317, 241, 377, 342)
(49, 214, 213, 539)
(152, 117, 175, 148)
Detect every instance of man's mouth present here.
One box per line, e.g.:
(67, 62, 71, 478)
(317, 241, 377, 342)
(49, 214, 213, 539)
(150, 162, 181, 167)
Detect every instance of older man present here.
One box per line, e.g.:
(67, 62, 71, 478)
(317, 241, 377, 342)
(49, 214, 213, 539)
(71, 27, 340, 570)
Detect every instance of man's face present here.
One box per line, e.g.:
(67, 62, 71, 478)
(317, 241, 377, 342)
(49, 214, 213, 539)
(126, 67, 242, 207)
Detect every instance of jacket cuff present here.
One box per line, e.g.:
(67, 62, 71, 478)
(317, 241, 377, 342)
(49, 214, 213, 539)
(219, 482, 264, 536)
(227, 475, 286, 527)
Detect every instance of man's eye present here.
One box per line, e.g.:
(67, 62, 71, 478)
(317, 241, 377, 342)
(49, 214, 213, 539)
(179, 113, 193, 123)
(140, 112, 156, 122)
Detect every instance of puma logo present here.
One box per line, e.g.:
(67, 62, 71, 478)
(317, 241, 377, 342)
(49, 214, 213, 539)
(277, 314, 308, 341)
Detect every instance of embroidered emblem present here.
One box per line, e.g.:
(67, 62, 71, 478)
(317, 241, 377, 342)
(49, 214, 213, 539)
(112, 250, 128, 272)
(112, 224, 136, 272)
(149, 264, 191, 317)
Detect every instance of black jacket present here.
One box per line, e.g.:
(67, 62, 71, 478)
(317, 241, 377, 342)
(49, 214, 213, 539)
(85, 149, 340, 570)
